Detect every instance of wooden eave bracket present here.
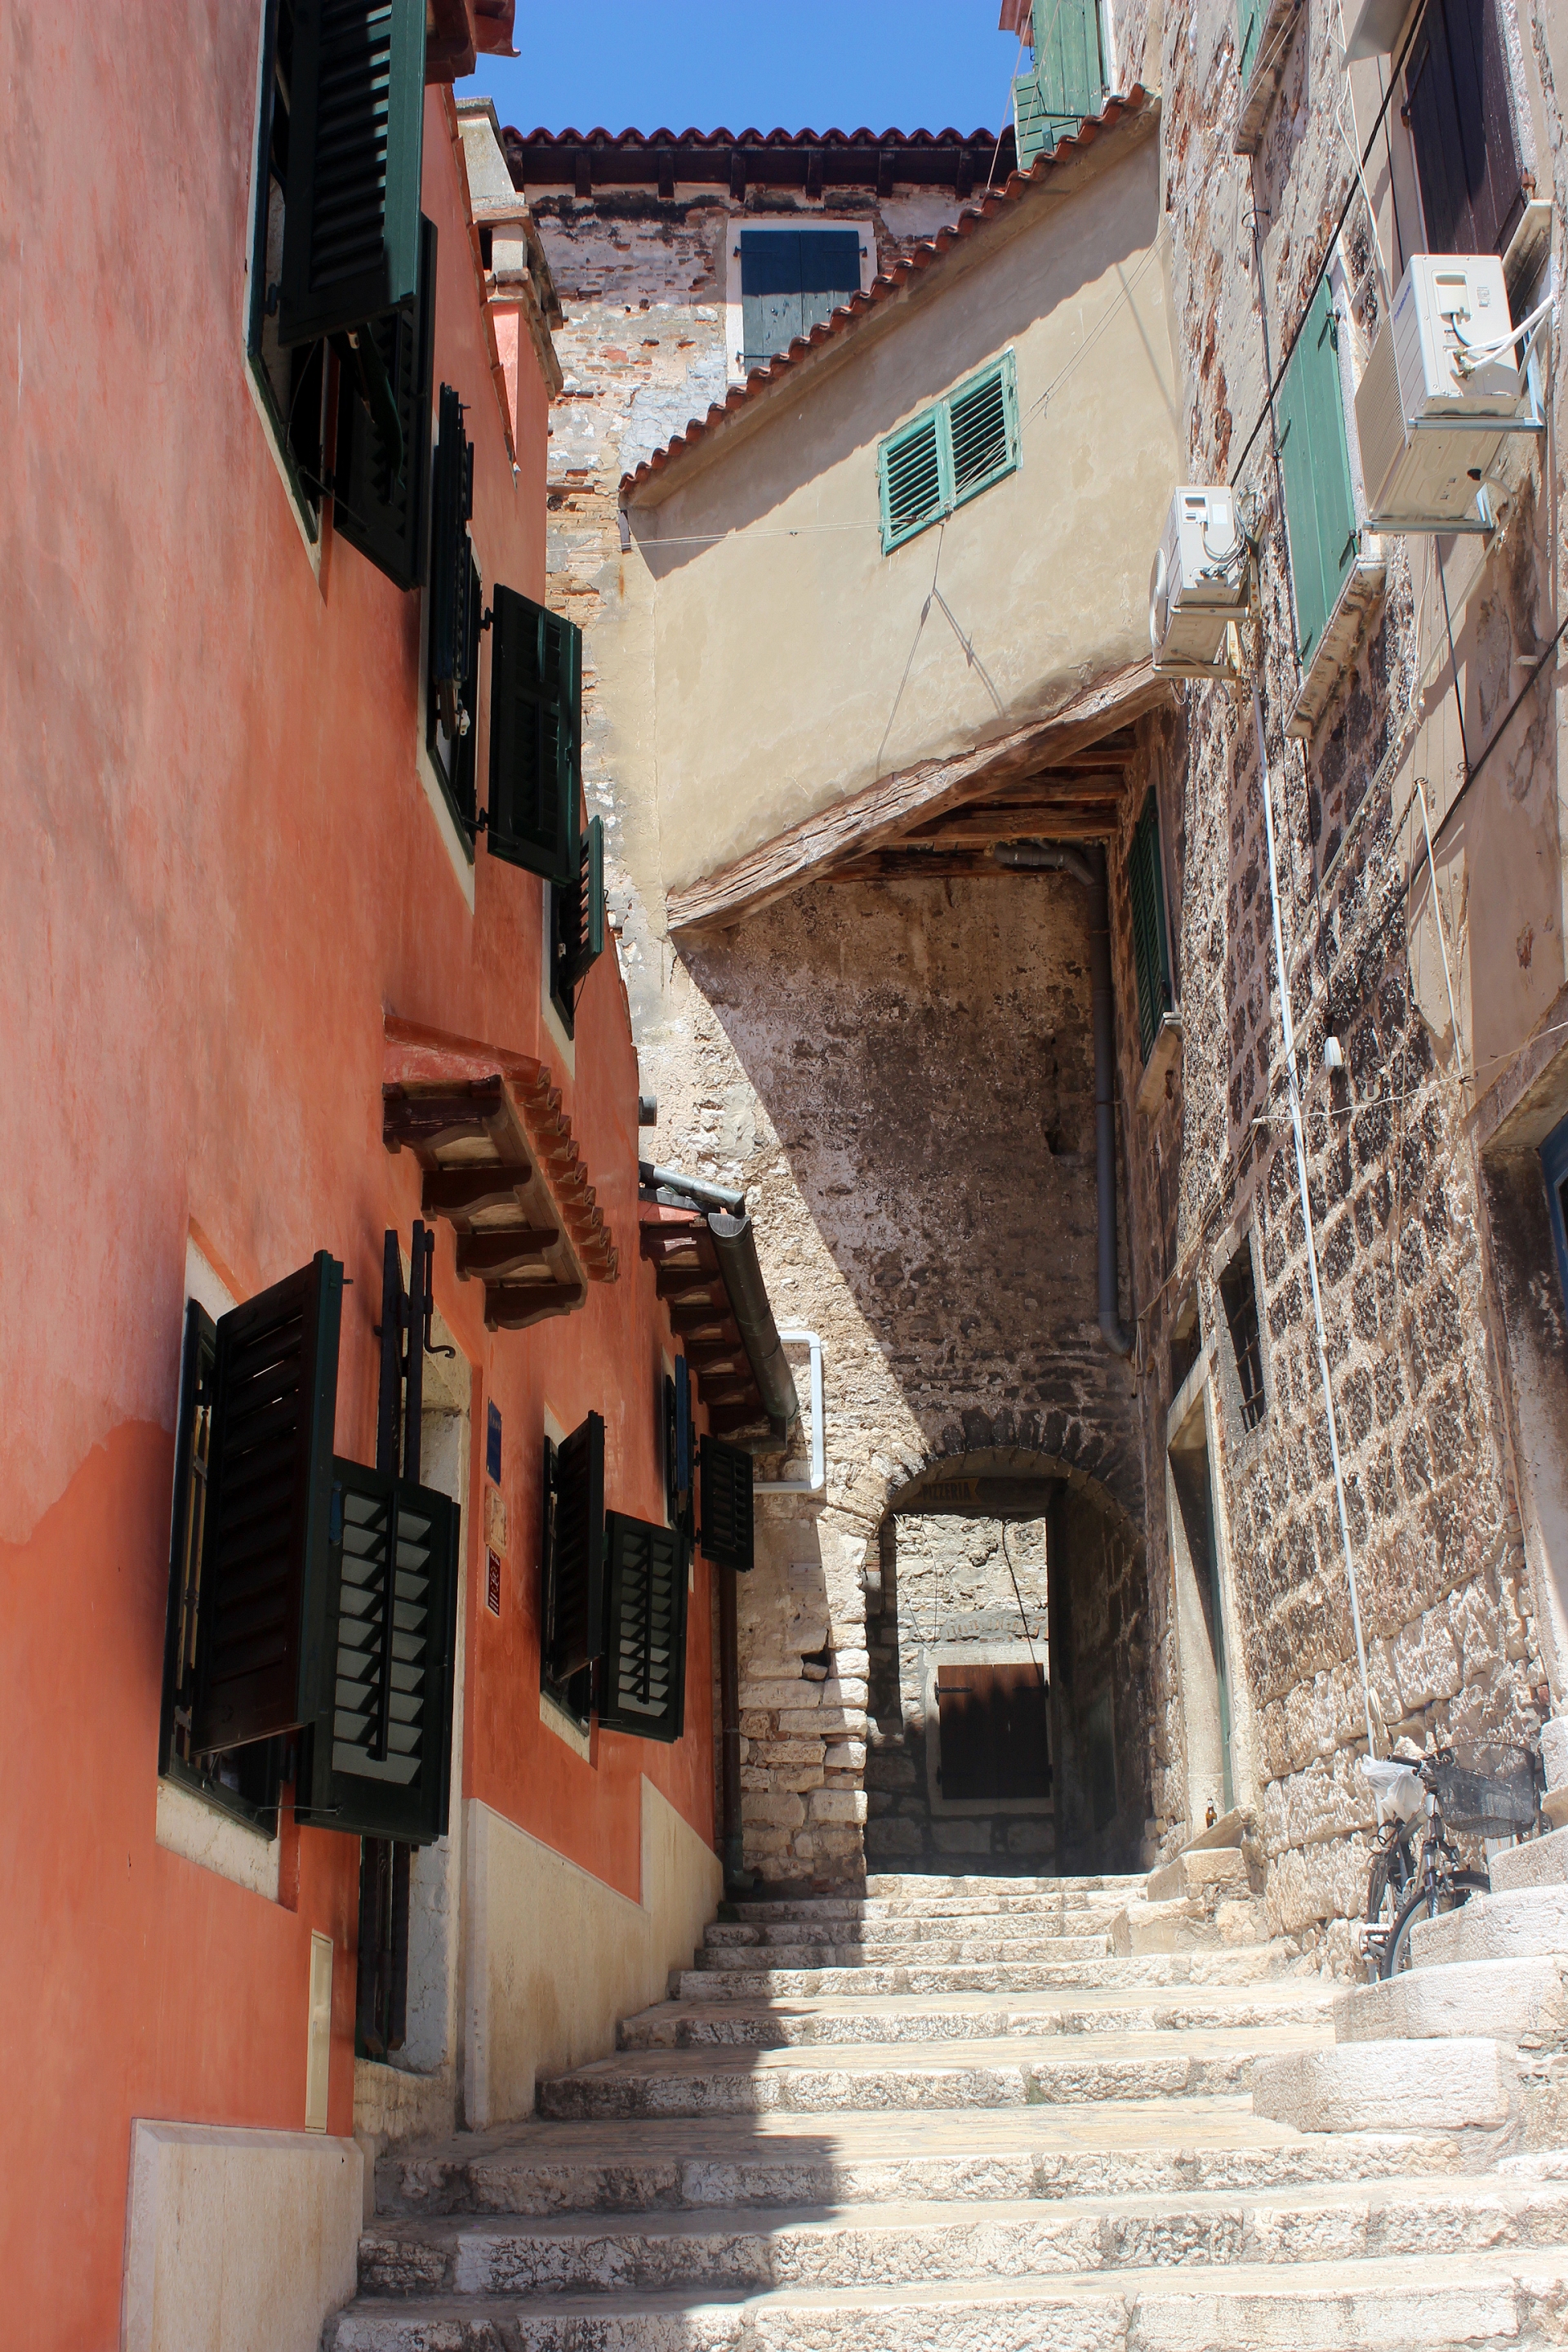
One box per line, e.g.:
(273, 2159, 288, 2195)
(665, 657, 1174, 932)
(639, 1201, 768, 1432)
(382, 1016, 617, 1336)
(425, 0, 516, 83)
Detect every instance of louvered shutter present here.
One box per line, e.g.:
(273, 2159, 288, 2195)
(950, 354, 1019, 506)
(599, 1514, 689, 1743)
(558, 817, 606, 991)
(1035, 0, 1104, 145)
(279, 0, 426, 349)
(1013, 65, 1053, 170)
(1128, 791, 1173, 1062)
(699, 1433, 755, 1573)
(1236, 0, 1264, 86)
(296, 1462, 460, 1843)
(545, 1412, 605, 1683)
(334, 214, 436, 590)
(430, 384, 475, 728)
(1276, 279, 1357, 666)
(189, 1254, 343, 1754)
(879, 409, 949, 552)
(488, 586, 582, 884)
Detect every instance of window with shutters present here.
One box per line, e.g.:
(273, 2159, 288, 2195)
(1405, 0, 1526, 261)
(549, 817, 606, 1040)
(1127, 790, 1174, 1064)
(1219, 1237, 1267, 1432)
(877, 351, 1021, 553)
(699, 1433, 755, 1574)
(735, 227, 866, 372)
(1276, 278, 1360, 671)
(540, 1414, 605, 1727)
(335, 213, 437, 593)
(245, 0, 428, 544)
(487, 586, 583, 885)
(1013, 0, 1106, 172)
(599, 1515, 689, 1744)
(664, 1357, 693, 1539)
(425, 385, 482, 848)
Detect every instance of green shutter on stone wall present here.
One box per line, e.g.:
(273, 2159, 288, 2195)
(877, 353, 1020, 553)
(1033, 0, 1105, 146)
(1128, 791, 1173, 1064)
(279, 0, 427, 347)
(488, 587, 582, 885)
(1236, 0, 1265, 86)
(1276, 278, 1359, 667)
(333, 214, 436, 590)
(599, 1514, 689, 1744)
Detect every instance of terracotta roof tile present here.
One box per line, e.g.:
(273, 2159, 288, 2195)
(617, 87, 1148, 500)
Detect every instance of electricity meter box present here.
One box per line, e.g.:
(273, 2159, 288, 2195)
(1149, 487, 1250, 669)
(1355, 254, 1522, 532)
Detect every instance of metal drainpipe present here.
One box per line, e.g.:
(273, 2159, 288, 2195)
(993, 840, 1134, 1358)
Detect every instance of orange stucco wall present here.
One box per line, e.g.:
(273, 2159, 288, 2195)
(1, 23, 710, 2346)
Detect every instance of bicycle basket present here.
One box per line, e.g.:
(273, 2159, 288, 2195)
(1428, 1744, 1539, 1835)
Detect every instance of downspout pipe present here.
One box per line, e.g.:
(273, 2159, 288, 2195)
(993, 840, 1134, 1358)
(706, 1211, 801, 1435)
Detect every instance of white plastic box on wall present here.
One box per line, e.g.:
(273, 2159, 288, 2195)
(1149, 486, 1250, 675)
(1356, 254, 1525, 533)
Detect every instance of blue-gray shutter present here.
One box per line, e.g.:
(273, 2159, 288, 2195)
(739, 229, 861, 368)
(279, 0, 427, 347)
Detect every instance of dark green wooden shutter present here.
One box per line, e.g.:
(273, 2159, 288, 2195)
(1127, 791, 1173, 1063)
(545, 1412, 605, 1683)
(1276, 279, 1358, 667)
(430, 384, 474, 727)
(1236, 0, 1264, 85)
(879, 408, 949, 552)
(160, 1300, 218, 1774)
(296, 1462, 460, 1844)
(949, 354, 1019, 506)
(1035, 0, 1104, 145)
(488, 586, 582, 885)
(560, 817, 606, 991)
(599, 1514, 689, 1742)
(333, 212, 435, 590)
(189, 1254, 343, 1754)
(1013, 66, 1052, 170)
(1405, 0, 1526, 258)
(279, 0, 427, 348)
(739, 229, 860, 368)
(699, 1433, 755, 1573)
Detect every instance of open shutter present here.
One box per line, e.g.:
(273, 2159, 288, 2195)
(160, 1301, 218, 1772)
(1127, 791, 1173, 1062)
(1406, 0, 1525, 257)
(334, 214, 436, 590)
(879, 408, 949, 552)
(189, 1254, 343, 1754)
(544, 1412, 605, 1683)
(1035, 0, 1104, 144)
(949, 354, 1019, 506)
(1276, 279, 1356, 667)
(296, 1462, 460, 1843)
(699, 1432, 755, 1573)
(279, 0, 427, 348)
(430, 384, 475, 729)
(559, 817, 606, 991)
(599, 1514, 689, 1743)
(1236, 0, 1264, 86)
(1013, 65, 1053, 171)
(488, 586, 581, 884)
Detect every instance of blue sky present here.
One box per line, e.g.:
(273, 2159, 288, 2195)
(459, 2, 1019, 140)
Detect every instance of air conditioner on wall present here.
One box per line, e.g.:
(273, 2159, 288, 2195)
(1148, 487, 1251, 673)
(1355, 254, 1527, 534)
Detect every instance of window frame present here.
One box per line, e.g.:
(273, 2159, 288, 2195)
(1127, 788, 1174, 1065)
(724, 221, 875, 382)
(1218, 1235, 1268, 1435)
(243, 0, 330, 545)
(876, 349, 1022, 554)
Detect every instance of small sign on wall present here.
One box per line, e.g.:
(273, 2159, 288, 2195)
(486, 1551, 502, 1617)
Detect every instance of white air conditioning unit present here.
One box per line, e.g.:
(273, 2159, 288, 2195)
(1149, 487, 1250, 670)
(1355, 254, 1524, 532)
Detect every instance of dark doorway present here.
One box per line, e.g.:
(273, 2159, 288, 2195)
(935, 1664, 1052, 1801)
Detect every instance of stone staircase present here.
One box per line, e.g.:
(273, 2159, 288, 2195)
(325, 1862, 1568, 2349)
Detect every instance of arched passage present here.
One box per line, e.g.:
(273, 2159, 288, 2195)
(863, 1452, 1150, 1878)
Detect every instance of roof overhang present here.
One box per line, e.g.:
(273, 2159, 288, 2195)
(639, 1200, 795, 1438)
(503, 124, 1017, 206)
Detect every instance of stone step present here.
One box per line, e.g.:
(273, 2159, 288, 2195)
(1489, 1826, 1568, 1895)
(703, 1913, 1116, 1948)
(1252, 2037, 1517, 2135)
(376, 2104, 1468, 2220)
(537, 2025, 1332, 2120)
(727, 1895, 1129, 1927)
(621, 1986, 1334, 2051)
(675, 1944, 1300, 2002)
(354, 2176, 1568, 2300)
(1410, 1882, 1568, 1970)
(1112, 1898, 1264, 1956)
(862, 1873, 1147, 1899)
(693, 1933, 1112, 1970)
(326, 2244, 1568, 2350)
(1335, 1955, 1568, 2048)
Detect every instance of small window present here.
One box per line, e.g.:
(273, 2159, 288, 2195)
(548, 816, 606, 1040)
(1276, 278, 1359, 669)
(1013, 0, 1105, 171)
(1219, 1241, 1267, 1432)
(1405, 0, 1526, 261)
(541, 1414, 605, 1726)
(740, 229, 862, 372)
(877, 351, 1021, 552)
(1128, 789, 1174, 1062)
(935, 1664, 1051, 1800)
(247, 0, 329, 535)
(1539, 1111, 1568, 1310)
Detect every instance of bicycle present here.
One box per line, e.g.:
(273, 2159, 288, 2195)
(1361, 1744, 1537, 1981)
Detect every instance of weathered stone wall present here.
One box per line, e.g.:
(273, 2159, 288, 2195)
(1107, 0, 1554, 1967)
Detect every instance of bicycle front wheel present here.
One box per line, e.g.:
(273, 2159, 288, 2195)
(1383, 1869, 1489, 1979)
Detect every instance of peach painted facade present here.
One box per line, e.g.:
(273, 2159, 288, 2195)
(2, 19, 715, 2347)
